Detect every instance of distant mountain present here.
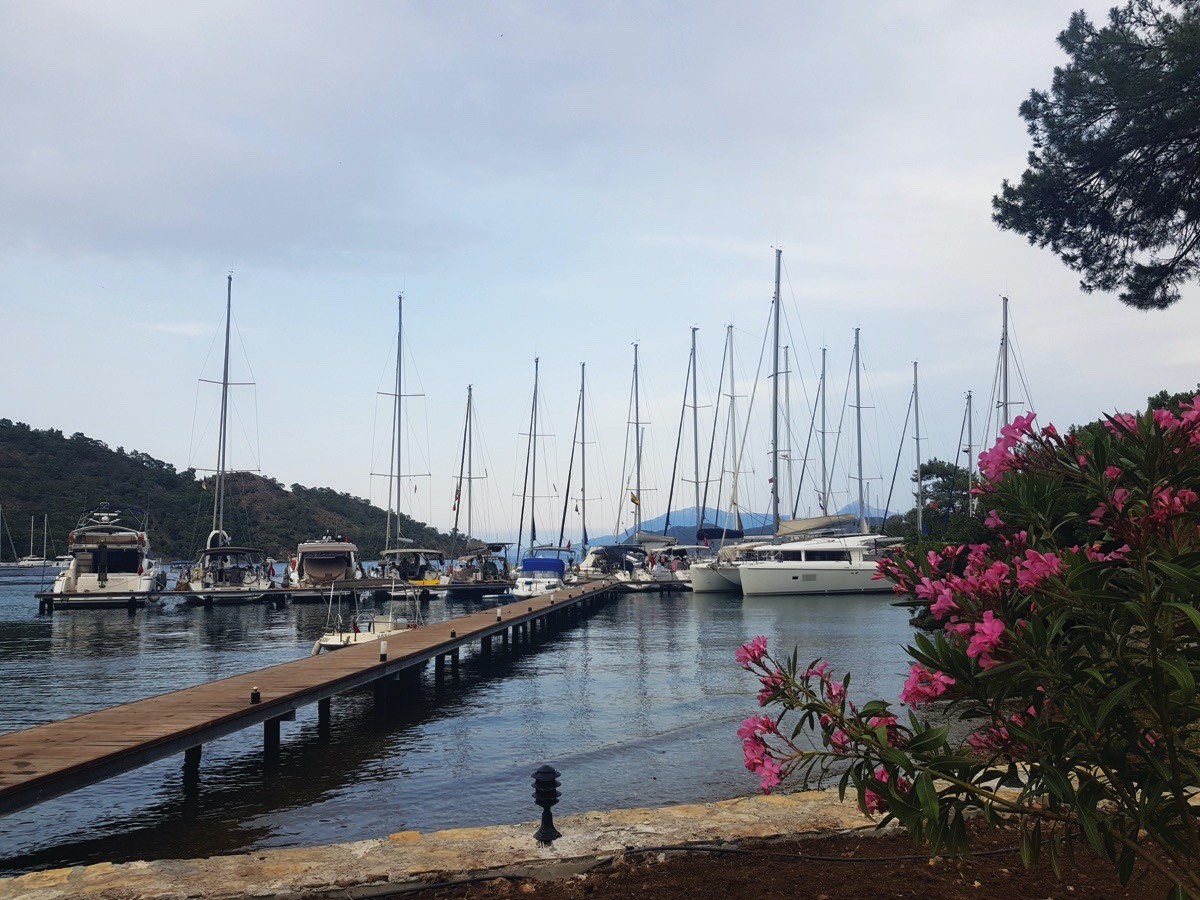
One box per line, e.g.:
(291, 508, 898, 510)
(601, 506, 774, 544)
(0, 419, 467, 561)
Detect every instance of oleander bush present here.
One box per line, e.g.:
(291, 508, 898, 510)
(738, 404, 1200, 898)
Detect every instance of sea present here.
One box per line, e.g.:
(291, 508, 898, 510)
(0, 568, 915, 875)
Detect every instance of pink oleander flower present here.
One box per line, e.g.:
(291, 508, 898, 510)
(967, 610, 1005, 668)
(1015, 549, 1062, 592)
(967, 723, 1012, 753)
(1104, 412, 1138, 435)
(804, 660, 830, 680)
(824, 680, 846, 705)
(863, 765, 911, 815)
(1152, 408, 1179, 431)
(900, 663, 956, 706)
(929, 586, 957, 620)
(737, 715, 776, 740)
(1041, 423, 1059, 438)
(944, 620, 973, 638)
(742, 736, 767, 770)
(868, 715, 901, 746)
(1104, 465, 1122, 480)
(757, 755, 782, 792)
(983, 509, 1005, 529)
(735, 635, 768, 668)
(828, 728, 851, 754)
(1085, 543, 1130, 563)
(1111, 488, 1131, 511)
(757, 670, 786, 706)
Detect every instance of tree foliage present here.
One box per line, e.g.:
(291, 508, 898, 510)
(993, 1, 1200, 309)
(0, 421, 464, 560)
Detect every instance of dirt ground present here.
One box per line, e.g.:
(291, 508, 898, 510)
(397, 825, 1173, 900)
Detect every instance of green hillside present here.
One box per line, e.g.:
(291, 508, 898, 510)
(0, 419, 467, 561)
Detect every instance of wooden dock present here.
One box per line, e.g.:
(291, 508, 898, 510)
(0, 579, 616, 817)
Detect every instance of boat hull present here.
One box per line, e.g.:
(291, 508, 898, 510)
(738, 562, 889, 596)
(40, 593, 156, 609)
(688, 563, 741, 593)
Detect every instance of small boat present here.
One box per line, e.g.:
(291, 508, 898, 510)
(45, 504, 165, 608)
(577, 544, 646, 583)
(512, 545, 575, 598)
(284, 535, 363, 601)
(311, 584, 422, 654)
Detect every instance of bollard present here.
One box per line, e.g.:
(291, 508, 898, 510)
(450, 629, 457, 638)
(379, 640, 388, 663)
(250, 687, 261, 704)
(532, 765, 562, 845)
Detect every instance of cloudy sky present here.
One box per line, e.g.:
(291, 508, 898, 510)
(3, 1, 1196, 543)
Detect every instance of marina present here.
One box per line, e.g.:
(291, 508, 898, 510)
(0, 573, 912, 875)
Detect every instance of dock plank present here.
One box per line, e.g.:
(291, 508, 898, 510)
(0, 581, 613, 815)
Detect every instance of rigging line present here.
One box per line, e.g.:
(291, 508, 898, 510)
(699, 333, 730, 527)
(662, 349, 693, 535)
(779, 255, 820, 381)
(515, 378, 536, 560)
(983, 334, 1002, 445)
(730, 303, 773, 529)
(558, 379, 583, 547)
(945, 399, 969, 529)
(779, 300, 815, 413)
(882, 387, 915, 527)
(825, 351, 856, 509)
(1007, 314, 1037, 415)
(613, 359, 637, 540)
(790, 381, 821, 518)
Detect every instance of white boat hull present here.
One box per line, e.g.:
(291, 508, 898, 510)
(688, 562, 741, 593)
(738, 562, 887, 596)
(512, 575, 563, 598)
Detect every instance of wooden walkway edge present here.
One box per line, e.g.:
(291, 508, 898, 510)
(0, 580, 616, 817)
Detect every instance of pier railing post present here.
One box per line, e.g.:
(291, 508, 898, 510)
(264, 717, 281, 757)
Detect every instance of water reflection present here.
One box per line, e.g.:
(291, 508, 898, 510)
(0, 580, 916, 875)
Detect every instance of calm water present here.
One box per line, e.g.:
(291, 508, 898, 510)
(0, 572, 914, 875)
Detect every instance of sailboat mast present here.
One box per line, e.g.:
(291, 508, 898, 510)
(965, 390, 975, 515)
(690, 326, 700, 525)
(580, 363, 588, 548)
(633, 342, 642, 534)
(394, 293, 404, 542)
(728, 325, 742, 532)
(1001, 295, 1010, 429)
(452, 387, 469, 538)
(531, 358, 539, 548)
(820, 347, 828, 514)
(467, 384, 474, 539)
(213, 274, 233, 538)
(784, 344, 793, 520)
(771, 248, 782, 532)
(914, 361, 922, 535)
(854, 328, 865, 533)
(42, 513, 47, 562)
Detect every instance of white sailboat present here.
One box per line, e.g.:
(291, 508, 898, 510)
(181, 275, 275, 605)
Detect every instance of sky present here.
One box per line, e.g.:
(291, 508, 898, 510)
(3, 1, 1198, 544)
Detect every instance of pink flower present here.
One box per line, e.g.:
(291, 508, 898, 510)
(824, 680, 847, 705)
(868, 715, 901, 746)
(735, 635, 768, 668)
(1104, 413, 1138, 435)
(864, 765, 910, 815)
(1103, 465, 1122, 480)
(742, 736, 767, 770)
(757, 670, 785, 706)
(983, 509, 1005, 529)
(929, 586, 957, 620)
(1152, 408, 1179, 431)
(757, 755, 782, 793)
(737, 715, 776, 740)
(1111, 488, 1131, 511)
(1015, 549, 1062, 591)
(828, 728, 851, 753)
(967, 610, 1005, 668)
(804, 660, 830, 680)
(899, 664, 956, 706)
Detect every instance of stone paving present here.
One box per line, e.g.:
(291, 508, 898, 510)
(1, 790, 879, 899)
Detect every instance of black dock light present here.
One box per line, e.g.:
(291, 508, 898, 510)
(379, 640, 388, 662)
(528, 606, 533, 612)
(250, 687, 261, 704)
(450, 629, 457, 638)
(532, 764, 562, 845)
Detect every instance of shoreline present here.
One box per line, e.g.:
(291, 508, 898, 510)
(1, 790, 877, 899)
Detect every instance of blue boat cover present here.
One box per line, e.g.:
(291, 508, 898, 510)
(520, 557, 566, 575)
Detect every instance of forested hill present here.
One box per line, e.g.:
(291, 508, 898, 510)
(0, 419, 464, 561)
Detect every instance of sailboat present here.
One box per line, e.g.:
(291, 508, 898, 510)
(738, 327, 899, 597)
(180, 275, 275, 605)
(512, 359, 575, 598)
(444, 384, 514, 597)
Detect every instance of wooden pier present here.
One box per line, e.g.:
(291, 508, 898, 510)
(0, 579, 616, 817)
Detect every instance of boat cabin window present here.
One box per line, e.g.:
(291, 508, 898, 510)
(805, 550, 852, 562)
(77, 548, 142, 573)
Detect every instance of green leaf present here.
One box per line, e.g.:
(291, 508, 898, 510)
(1096, 677, 1141, 727)
(914, 772, 939, 821)
(903, 725, 949, 756)
(1159, 657, 1196, 703)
